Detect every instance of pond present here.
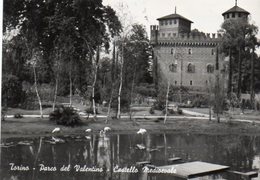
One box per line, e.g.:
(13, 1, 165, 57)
(1, 133, 260, 180)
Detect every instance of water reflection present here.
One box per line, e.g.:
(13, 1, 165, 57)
(1, 133, 260, 180)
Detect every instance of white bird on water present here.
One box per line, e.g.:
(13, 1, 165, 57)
(99, 127, 111, 137)
(52, 127, 61, 133)
(85, 128, 92, 133)
(137, 128, 147, 135)
(104, 127, 111, 132)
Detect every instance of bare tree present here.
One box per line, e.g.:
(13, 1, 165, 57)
(29, 50, 43, 118)
(117, 44, 124, 119)
(92, 47, 100, 120)
(164, 81, 170, 124)
(52, 50, 61, 111)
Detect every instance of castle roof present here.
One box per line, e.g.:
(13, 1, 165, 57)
(157, 13, 193, 23)
(222, 5, 250, 16)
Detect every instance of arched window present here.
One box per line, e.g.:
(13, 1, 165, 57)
(187, 63, 195, 73)
(169, 64, 177, 72)
(171, 48, 174, 54)
(211, 49, 215, 55)
(207, 64, 214, 73)
(188, 48, 192, 55)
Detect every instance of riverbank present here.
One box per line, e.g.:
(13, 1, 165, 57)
(1, 115, 260, 139)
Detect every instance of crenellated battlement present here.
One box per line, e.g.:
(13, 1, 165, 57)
(150, 25, 223, 46)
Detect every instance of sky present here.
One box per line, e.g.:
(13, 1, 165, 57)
(103, 0, 260, 45)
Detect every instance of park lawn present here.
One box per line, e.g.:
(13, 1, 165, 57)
(5, 107, 53, 115)
(2, 114, 260, 139)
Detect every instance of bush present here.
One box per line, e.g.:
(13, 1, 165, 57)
(2, 74, 25, 107)
(1, 106, 7, 121)
(177, 109, 183, 115)
(257, 102, 260, 111)
(85, 107, 99, 115)
(14, 113, 23, 118)
(49, 106, 81, 127)
(149, 107, 155, 114)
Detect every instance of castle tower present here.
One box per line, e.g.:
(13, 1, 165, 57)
(150, 9, 221, 94)
(222, 0, 249, 21)
(156, 8, 193, 38)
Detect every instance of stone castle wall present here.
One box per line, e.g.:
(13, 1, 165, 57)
(151, 25, 224, 91)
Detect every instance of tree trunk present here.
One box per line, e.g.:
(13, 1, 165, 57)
(106, 86, 113, 124)
(92, 48, 99, 120)
(237, 47, 242, 99)
(52, 77, 58, 111)
(69, 63, 72, 107)
(215, 47, 220, 123)
(164, 81, 170, 124)
(129, 67, 136, 121)
(111, 41, 116, 82)
(250, 49, 255, 109)
(117, 46, 124, 119)
(33, 66, 43, 118)
(207, 77, 212, 121)
(228, 48, 232, 99)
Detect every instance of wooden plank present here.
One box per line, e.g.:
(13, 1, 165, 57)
(228, 170, 258, 178)
(168, 157, 182, 163)
(157, 161, 229, 178)
(136, 161, 151, 166)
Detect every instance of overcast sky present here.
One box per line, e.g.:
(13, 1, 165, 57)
(103, 0, 260, 39)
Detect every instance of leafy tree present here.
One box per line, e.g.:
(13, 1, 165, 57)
(3, 0, 122, 113)
(220, 18, 259, 101)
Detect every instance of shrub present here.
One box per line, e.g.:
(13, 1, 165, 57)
(149, 107, 155, 114)
(1, 106, 7, 121)
(257, 102, 260, 111)
(14, 113, 23, 118)
(49, 106, 81, 127)
(177, 109, 183, 115)
(2, 74, 25, 107)
(85, 107, 99, 115)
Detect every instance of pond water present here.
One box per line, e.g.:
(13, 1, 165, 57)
(1, 133, 260, 180)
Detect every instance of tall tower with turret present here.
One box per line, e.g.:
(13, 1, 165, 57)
(222, 0, 249, 21)
(150, 9, 221, 95)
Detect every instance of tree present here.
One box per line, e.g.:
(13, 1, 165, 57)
(220, 18, 258, 100)
(3, 0, 122, 113)
(28, 49, 44, 118)
(115, 24, 151, 119)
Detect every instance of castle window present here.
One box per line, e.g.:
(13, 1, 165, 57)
(175, 81, 177, 85)
(187, 63, 195, 73)
(207, 64, 214, 73)
(171, 48, 174, 54)
(238, 13, 241, 17)
(168, 33, 171, 37)
(165, 20, 168, 25)
(206, 80, 208, 85)
(174, 19, 177, 24)
(162, 33, 165, 37)
(232, 13, 235, 18)
(188, 48, 192, 54)
(169, 64, 177, 72)
(227, 14, 230, 19)
(160, 21, 163, 26)
(173, 33, 176, 37)
(169, 20, 172, 25)
(211, 49, 214, 55)
(190, 81, 193, 85)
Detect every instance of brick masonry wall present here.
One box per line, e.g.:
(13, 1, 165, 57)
(155, 45, 218, 90)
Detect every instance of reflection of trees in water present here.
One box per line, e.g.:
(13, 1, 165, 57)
(2, 134, 260, 180)
(97, 135, 111, 180)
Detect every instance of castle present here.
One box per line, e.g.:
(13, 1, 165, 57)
(150, 2, 249, 93)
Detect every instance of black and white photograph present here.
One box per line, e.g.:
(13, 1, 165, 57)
(1, 0, 260, 179)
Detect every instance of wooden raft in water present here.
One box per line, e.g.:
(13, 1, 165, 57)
(156, 161, 229, 179)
